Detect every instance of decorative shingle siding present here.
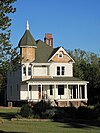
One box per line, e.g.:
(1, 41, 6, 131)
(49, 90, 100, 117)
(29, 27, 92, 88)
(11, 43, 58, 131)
(51, 51, 71, 63)
(21, 47, 35, 63)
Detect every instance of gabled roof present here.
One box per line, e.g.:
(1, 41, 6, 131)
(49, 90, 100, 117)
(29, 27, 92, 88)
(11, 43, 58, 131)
(34, 40, 54, 63)
(48, 47, 60, 60)
(18, 30, 36, 47)
(48, 46, 75, 63)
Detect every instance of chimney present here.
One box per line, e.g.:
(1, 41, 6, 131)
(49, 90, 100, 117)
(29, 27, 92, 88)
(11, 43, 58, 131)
(44, 33, 53, 47)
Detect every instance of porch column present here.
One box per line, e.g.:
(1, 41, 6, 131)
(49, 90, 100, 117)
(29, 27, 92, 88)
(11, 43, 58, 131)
(85, 84, 87, 99)
(41, 84, 42, 99)
(76, 86, 78, 99)
(27, 83, 29, 101)
(80, 86, 82, 99)
(54, 84, 56, 99)
(78, 84, 79, 99)
(66, 84, 69, 99)
(72, 88, 73, 99)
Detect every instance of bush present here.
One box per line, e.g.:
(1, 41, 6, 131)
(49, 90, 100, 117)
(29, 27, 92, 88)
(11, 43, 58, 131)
(33, 100, 51, 116)
(20, 104, 33, 118)
(76, 106, 96, 120)
(41, 109, 56, 119)
(64, 107, 77, 119)
(93, 104, 100, 119)
(53, 107, 66, 120)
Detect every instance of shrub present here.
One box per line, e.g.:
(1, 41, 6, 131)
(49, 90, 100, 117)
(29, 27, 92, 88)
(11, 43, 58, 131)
(20, 104, 33, 118)
(41, 109, 56, 119)
(94, 104, 100, 119)
(64, 107, 77, 119)
(33, 100, 51, 116)
(76, 106, 96, 120)
(53, 107, 66, 120)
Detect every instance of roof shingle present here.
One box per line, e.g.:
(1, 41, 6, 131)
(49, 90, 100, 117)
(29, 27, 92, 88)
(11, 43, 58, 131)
(18, 30, 36, 47)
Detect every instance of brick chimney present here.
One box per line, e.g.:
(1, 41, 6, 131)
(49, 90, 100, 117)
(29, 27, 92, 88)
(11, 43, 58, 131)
(44, 33, 53, 47)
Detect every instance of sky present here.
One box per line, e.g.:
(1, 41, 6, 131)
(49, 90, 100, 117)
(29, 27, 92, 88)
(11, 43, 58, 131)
(10, 0, 100, 54)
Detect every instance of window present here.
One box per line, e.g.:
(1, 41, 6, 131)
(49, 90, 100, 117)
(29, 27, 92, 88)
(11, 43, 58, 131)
(57, 66, 65, 75)
(58, 85, 64, 95)
(50, 85, 53, 95)
(58, 52, 63, 58)
(28, 67, 31, 76)
(61, 66, 65, 75)
(29, 85, 32, 91)
(23, 67, 26, 75)
(57, 66, 60, 75)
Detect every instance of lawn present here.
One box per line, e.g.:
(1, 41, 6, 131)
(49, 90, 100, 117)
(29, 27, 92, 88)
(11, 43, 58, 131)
(0, 107, 100, 133)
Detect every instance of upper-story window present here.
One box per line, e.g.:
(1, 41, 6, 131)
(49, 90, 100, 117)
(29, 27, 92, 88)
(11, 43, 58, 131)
(61, 66, 65, 75)
(57, 66, 65, 75)
(58, 52, 63, 58)
(28, 67, 31, 76)
(23, 66, 26, 75)
(57, 66, 60, 75)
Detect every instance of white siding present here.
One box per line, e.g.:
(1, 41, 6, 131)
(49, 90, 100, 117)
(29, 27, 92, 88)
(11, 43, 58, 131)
(20, 91, 28, 100)
(49, 63, 73, 77)
(33, 67, 47, 76)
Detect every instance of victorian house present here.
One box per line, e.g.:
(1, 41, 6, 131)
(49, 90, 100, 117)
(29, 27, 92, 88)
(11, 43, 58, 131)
(7, 22, 89, 107)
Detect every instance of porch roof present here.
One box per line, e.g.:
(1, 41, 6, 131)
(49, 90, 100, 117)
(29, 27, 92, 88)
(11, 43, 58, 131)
(22, 77, 89, 84)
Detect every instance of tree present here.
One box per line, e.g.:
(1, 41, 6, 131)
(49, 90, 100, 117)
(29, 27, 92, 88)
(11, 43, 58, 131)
(0, 0, 17, 105)
(68, 49, 100, 105)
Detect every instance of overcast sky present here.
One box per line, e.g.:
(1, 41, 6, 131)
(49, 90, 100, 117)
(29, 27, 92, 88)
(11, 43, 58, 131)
(10, 0, 100, 54)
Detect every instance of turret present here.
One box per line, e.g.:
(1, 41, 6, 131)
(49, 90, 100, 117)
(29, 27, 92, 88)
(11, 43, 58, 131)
(18, 21, 37, 63)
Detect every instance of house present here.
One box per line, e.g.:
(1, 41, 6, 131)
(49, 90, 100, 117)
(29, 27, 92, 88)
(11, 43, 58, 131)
(7, 22, 89, 107)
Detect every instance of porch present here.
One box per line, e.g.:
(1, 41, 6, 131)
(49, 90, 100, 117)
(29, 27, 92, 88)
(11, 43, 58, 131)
(20, 78, 88, 107)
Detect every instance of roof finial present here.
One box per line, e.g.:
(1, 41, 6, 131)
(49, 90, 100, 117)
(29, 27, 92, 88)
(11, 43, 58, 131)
(26, 20, 29, 30)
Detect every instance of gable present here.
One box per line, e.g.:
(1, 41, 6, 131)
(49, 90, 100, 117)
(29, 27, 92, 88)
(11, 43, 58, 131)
(48, 47, 75, 63)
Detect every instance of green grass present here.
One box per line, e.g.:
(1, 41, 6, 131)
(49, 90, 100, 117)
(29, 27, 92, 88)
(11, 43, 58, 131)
(0, 108, 100, 133)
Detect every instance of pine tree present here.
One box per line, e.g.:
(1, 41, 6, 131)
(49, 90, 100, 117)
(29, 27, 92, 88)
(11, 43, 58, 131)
(0, 0, 17, 105)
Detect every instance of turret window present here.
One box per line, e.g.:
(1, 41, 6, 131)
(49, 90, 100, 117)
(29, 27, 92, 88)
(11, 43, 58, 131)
(23, 67, 26, 75)
(28, 67, 31, 76)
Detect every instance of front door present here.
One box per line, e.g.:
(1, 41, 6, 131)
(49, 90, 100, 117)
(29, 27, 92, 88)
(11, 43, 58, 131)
(38, 85, 44, 99)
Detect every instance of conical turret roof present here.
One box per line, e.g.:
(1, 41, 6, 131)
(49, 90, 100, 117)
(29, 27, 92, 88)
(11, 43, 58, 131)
(18, 21, 36, 47)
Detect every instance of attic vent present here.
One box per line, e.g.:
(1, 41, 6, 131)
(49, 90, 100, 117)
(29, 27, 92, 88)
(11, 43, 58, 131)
(58, 52, 63, 58)
(44, 33, 53, 47)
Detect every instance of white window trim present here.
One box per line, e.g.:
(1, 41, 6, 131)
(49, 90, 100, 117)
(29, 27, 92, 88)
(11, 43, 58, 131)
(58, 52, 63, 58)
(57, 66, 65, 76)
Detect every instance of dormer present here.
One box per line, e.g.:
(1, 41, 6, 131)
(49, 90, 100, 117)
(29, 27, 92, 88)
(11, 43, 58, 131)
(18, 21, 37, 63)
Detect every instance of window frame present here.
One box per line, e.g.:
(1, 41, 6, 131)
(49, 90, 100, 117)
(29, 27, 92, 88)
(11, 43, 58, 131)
(23, 66, 26, 75)
(57, 66, 65, 76)
(58, 52, 63, 58)
(58, 85, 64, 95)
(28, 67, 31, 76)
(61, 66, 65, 75)
(57, 66, 60, 75)
(50, 85, 53, 95)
